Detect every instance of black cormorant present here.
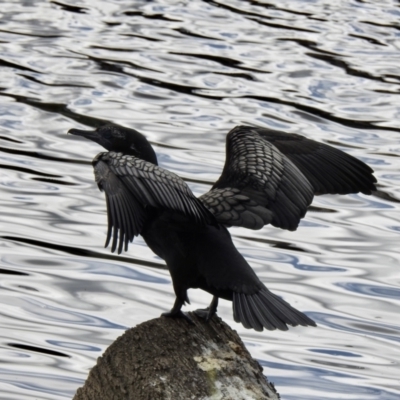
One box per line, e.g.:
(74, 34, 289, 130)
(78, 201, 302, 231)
(69, 124, 376, 332)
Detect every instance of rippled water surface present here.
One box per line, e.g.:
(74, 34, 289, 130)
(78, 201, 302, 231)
(1, 1, 400, 399)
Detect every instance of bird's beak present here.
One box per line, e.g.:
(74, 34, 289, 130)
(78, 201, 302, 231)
(68, 128, 100, 142)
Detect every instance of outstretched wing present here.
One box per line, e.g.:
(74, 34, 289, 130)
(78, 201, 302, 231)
(200, 126, 315, 231)
(94, 151, 214, 254)
(199, 187, 275, 230)
(253, 127, 377, 195)
(200, 125, 376, 231)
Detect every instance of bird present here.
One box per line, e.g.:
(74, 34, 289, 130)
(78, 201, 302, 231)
(69, 124, 377, 332)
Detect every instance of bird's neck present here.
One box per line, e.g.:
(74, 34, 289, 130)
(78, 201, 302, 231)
(123, 134, 158, 165)
(138, 144, 158, 165)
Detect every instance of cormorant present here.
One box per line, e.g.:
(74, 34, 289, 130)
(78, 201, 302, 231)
(69, 124, 376, 332)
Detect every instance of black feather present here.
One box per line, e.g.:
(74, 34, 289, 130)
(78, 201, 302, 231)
(70, 123, 374, 333)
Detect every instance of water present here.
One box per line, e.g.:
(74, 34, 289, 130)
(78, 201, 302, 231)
(0, 0, 399, 399)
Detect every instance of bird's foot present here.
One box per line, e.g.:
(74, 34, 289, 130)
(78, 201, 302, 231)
(194, 307, 213, 321)
(194, 297, 219, 322)
(162, 310, 194, 325)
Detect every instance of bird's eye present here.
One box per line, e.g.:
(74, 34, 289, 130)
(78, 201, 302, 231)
(110, 126, 124, 139)
(98, 125, 124, 140)
(98, 126, 111, 138)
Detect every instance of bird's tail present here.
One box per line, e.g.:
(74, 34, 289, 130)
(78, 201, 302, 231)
(233, 288, 316, 331)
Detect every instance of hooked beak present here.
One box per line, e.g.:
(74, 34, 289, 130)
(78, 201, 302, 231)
(68, 128, 100, 143)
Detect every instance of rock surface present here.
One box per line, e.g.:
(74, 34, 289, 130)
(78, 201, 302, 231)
(74, 312, 280, 400)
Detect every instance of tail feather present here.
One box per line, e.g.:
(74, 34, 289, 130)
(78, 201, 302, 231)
(247, 295, 276, 331)
(233, 292, 252, 329)
(260, 289, 316, 328)
(233, 288, 316, 331)
(252, 293, 288, 331)
(242, 295, 264, 332)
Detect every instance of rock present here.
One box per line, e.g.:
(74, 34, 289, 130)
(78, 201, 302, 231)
(74, 312, 280, 400)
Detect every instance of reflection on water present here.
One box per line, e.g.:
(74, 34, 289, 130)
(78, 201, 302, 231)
(0, 0, 399, 399)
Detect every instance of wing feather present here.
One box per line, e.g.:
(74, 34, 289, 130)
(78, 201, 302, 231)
(201, 126, 314, 231)
(201, 125, 376, 231)
(94, 152, 215, 253)
(94, 158, 146, 253)
(255, 127, 377, 195)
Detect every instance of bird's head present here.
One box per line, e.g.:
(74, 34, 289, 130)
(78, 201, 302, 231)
(69, 124, 158, 165)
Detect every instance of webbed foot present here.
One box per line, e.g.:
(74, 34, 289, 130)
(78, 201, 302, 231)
(161, 297, 194, 324)
(194, 296, 219, 322)
(162, 310, 194, 325)
(194, 308, 209, 319)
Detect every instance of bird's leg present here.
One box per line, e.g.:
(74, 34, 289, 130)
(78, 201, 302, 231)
(162, 297, 194, 324)
(194, 296, 219, 321)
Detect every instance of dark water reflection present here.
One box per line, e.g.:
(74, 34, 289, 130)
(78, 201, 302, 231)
(1, 0, 399, 399)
